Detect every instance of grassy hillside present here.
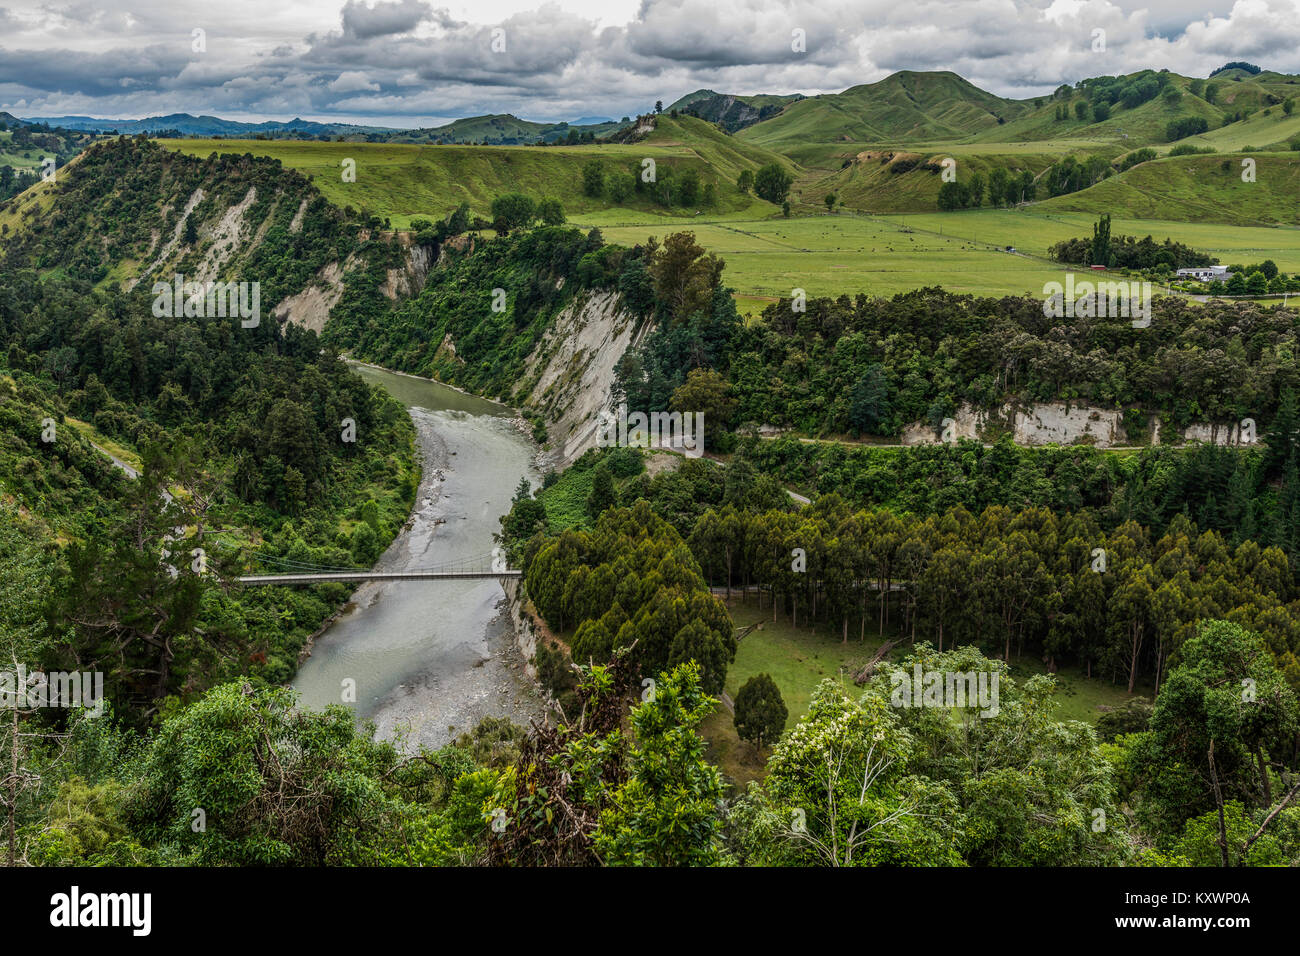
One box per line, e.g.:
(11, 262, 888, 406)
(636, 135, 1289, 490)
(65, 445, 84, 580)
(666, 90, 805, 132)
(739, 71, 1025, 149)
(740, 69, 1300, 154)
(1035, 153, 1300, 225)
(790, 147, 1063, 214)
(163, 116, 792, 227)
(1179, 109, 1300, 152)
(974, 74, 1220, 146)
(577, 206, 1300, 310)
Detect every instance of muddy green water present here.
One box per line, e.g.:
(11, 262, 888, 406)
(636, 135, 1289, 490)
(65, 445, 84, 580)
(291, 363, 545, 749)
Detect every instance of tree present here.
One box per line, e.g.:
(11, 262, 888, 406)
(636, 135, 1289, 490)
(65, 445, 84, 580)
(1267, 392, 1300, 483)
(671, 366, 733, 440)
(654, 100, 663, 114)
(489, 193, 537, 235)
(581, 161, 605, 198)
(351, 521, 379, 564)
(124, 683, 418, 865)
(734, 673, 787, 748)
(678, 168, 701, 207)
(593, 662, 724, 865)
(648, 231, 724, 322)
(1090, 213, 1112, 267)
(1, 504, 60, 865)
(824, 193, 837, 213)
(736, 169, 754, 194)
(936, 180, 968, 211)
(988, 167, 1010, 207)
(537, 197, 565, 226)
(754, 162, 794, 204)
(606, 170, 634, 203)
(1011, 169, 1033, 202)
(967, 172, 985, 207)
(500, 476, 546, 544)
(736, 679, 964, 866)
(1129, 620, 1300, 842)
(586, 460, 617, 519)
(1285, 98, 1296, 117)
(848, 364, 892, 434)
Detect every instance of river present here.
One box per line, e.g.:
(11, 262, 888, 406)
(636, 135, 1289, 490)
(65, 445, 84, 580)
(291, 362, 548, 750)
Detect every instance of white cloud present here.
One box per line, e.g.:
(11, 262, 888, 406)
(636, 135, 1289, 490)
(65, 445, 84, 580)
(329, 70, 381, 91)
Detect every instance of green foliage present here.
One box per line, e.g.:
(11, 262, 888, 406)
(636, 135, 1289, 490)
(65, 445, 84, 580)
(733, 673, 787, 747)
(1127, 620, 1299, 841)
(490, 192, 537, 235)
(125, 684, 416, 864)
(753, 162, 794, 204)
(594, 662, 725, 865)
(586, 460, 617, 519)
(1166, 117, 1210, 141)
(523, 501, 736, 694)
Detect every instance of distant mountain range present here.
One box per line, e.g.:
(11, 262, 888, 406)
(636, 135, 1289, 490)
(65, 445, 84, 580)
(14, 64, 1300, 154)
(15, 111, 628, 145)
(18, 113, 396, 138)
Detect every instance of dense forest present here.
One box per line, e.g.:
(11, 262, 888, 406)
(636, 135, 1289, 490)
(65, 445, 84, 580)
(619, 275, 1300, 440)
(1, 142, 417, 775)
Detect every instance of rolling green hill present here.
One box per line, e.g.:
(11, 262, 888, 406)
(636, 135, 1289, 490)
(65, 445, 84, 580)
(738, 71, 1028, 149)
(1178, 107, 1300, 152)
(162, 115, 794, 227)
(789, 147, 1063, 214)
(737, 69, 1300, 155)
(666, 90, 805, 132)
(1035, 152, 1300, 225)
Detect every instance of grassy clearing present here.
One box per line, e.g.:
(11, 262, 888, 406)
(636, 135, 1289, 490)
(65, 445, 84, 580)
(883, 208, 1300, 273)
(64, 418, 143, 472)
(703, 590, 1148, 787)
(575, 207, 1300, 307)
(581, 213, 1091, 306)
(722, 594, 872, 726)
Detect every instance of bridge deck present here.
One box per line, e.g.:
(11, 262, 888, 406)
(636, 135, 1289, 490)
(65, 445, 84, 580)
(235, 570, 522, 585)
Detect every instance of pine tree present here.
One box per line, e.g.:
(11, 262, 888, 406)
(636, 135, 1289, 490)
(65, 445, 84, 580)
(1264, 389, 1300, 479)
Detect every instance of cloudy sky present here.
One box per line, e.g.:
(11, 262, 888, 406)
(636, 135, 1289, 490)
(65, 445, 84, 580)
(2, 0, 1299, 128)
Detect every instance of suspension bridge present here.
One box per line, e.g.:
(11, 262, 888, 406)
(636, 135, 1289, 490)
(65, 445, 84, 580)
(233, 550, 520, 586)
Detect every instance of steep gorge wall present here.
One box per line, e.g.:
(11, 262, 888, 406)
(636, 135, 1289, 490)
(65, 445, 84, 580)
(520, 289, 650, 467)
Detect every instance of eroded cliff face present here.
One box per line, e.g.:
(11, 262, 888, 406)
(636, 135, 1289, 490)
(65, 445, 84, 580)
(902, 401, 1257, 447)
(520, 290, 650, 467)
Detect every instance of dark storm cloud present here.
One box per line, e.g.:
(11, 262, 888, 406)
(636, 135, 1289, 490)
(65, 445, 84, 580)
(1, 0, 1298, 126)
(340, 0, 433, 39)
